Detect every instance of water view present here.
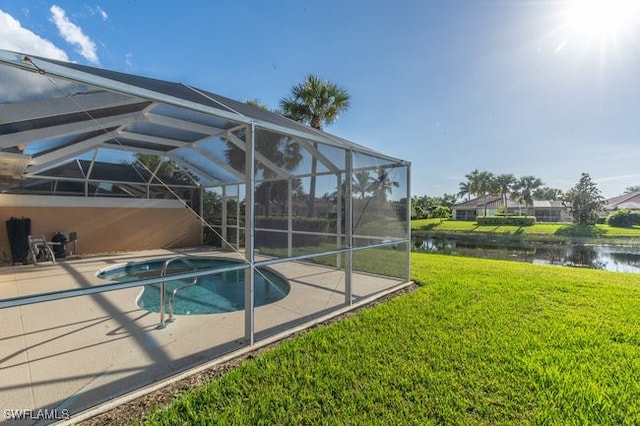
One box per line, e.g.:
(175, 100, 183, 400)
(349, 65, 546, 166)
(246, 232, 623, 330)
(413, 238, 640, 274)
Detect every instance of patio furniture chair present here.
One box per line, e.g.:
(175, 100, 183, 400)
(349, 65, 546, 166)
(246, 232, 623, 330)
(28, 235, 56, 265)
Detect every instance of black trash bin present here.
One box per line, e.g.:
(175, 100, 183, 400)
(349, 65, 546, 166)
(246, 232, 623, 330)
(51, 232, 67, 259)
(5, 217, 31, 264)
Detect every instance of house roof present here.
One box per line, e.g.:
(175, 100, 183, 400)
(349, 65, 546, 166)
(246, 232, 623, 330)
(532, 200, 565, 208)
(0, 49, 407, 193)
(605, 191, 640, 210)
(453, 194, 503, 209)
(453, 194, 564, 210)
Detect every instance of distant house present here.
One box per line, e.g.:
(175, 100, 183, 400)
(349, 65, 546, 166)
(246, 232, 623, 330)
(605, 191, 640, 212)
(452, 195, 503, 220)
(451, 194, 571, 222)
(531, 200, 572, 223)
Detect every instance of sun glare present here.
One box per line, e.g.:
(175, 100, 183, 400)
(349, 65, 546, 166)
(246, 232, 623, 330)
(564, 0, 640, 41)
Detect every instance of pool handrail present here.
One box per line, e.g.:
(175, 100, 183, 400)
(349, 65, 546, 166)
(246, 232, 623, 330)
(167, 266, 199, 324)
(158, 256, 197, 329)
(0, 239, 407, 311)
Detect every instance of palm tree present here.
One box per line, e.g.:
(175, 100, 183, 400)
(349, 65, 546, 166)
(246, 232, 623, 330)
(494, 173, 517, 211)
(472, 171, 495, 217)
(440, 193, 459, 208)
(371, 167, 400, 202)
(533, 187, 563, 200)
(458, 181, 472, 202)
(463, 169, 481, 197)
(352, 170, 374, 199)
(224, 100, 302, 216)
(511, 176, 544, 215)
(280, 74, 350, 216)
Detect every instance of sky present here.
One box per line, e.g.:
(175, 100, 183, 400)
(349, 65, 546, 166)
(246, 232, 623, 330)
(1, 0, 640, 199)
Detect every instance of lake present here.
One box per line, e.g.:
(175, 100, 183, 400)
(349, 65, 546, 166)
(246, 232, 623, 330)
(413, 237, 640, 274)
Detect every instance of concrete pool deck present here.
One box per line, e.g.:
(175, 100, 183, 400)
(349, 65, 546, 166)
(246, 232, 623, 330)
(0, 248, 409, 425)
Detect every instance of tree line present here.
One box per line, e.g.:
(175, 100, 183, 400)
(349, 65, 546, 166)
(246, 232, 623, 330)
(458, 170, 563, 217)
(412, 170, 561, 220)
(414, 170, 609, 226)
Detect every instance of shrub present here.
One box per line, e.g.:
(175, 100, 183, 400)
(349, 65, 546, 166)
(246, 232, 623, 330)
(607, 209, 640, 228)
(476, 216, 536, 226)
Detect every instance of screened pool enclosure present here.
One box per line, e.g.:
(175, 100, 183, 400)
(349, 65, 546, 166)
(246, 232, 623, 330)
(0, 49, 411, 417)
(0, 48, 410, 341)
(0, 50, 410, 330)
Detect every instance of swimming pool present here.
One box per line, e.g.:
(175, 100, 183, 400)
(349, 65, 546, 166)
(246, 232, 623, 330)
(97, 257, 290, 315)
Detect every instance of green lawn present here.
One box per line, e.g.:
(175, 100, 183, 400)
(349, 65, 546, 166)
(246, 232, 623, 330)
(412, 218, 640, 239)
(145, 254, 640, 425)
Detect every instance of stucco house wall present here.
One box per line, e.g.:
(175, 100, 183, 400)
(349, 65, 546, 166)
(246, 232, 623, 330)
(0, 195, 201, 259)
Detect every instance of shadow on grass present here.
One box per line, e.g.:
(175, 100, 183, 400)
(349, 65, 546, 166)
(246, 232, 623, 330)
(419, 223, 438, 230)
(555, 225, 606, 237)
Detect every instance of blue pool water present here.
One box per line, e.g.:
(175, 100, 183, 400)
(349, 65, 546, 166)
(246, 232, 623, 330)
(97, 257, 290, 315)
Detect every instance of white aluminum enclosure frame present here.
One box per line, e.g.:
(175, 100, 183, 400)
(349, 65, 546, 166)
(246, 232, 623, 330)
(0, 48, 412, 345)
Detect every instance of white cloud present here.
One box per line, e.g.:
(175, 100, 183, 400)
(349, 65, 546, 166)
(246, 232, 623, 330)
(49, 4, 100, 65)
(0, 9, 70, 102)
(96, 6, 108, 21)
(0, 10, 68, 60)
(87, 5, 108, 21)
(595, 173, 640, 183)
